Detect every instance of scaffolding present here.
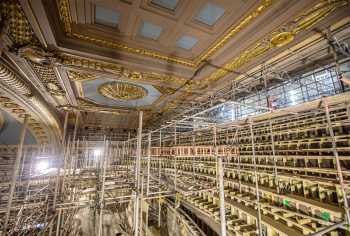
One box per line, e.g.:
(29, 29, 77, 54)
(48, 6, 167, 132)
(1, 35, 350, 236)
(1, 93, 350, 236)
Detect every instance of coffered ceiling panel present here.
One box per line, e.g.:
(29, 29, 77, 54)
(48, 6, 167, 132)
(64, 0, 259, 60)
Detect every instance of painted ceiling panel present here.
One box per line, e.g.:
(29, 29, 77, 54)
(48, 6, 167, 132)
(177, 35, 198, 49)
(195, 3, 225, 26)
(95, 5, 120, 27)
(151, 0, 178, 10)
(139, 21, 162, 40)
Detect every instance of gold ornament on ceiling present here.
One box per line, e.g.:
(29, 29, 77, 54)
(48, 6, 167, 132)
(30, 63, 65, 96)
(204, 0, 349, 86)
(60, 55, 189, 87)
(68, 71, 96, 81)
(57, 0, 275, 67)
(98, 82, 148, 101)
(153, 86, 176, 95)
(270, 32, 295, 47)
(0, 1, 37, 46)
(0, 63, 32, 97)
(0, 94, 48, 143)
(18, 46, 55, 65)
(58, 98, 130, 115)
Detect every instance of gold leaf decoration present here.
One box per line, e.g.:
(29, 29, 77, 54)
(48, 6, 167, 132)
(0, 63, 32, 97)
(0, 94, 48, 143)
(57, 0, 276, 67)
(203, 0, 349, 86)
(60, 55, 188, 87)
(153, 86, 176, 95)
(68, 71, 96, 81)
(98, 82, 148, 101)
(0, 0, 37, 46)
(196, 0, 274, 65)
(270, 32, 295, 47)
(30, 63, 65, 96)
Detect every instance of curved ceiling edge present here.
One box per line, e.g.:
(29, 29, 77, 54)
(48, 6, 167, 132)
(0, 59, 62, 145)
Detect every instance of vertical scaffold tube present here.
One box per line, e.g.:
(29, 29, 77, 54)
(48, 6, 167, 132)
(98, 137, 107, 236)
(4, 115, 28, 233)
(158, 130, 162, 228)
(174, 123, 177, 191)
(323, 98, 350, 225)
(269, 120, 279, 193)
(147, 132, 151, 195)
(249, 118, 262, 236)
(214, 126, 227, 236)
(134, 111, 143, 236)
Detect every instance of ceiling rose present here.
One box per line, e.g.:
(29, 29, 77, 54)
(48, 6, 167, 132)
(98, 82, 148, 101)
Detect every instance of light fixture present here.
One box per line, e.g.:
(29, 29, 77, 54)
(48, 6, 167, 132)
(35, 159, 49, 172)
(93, 149, 102, 156)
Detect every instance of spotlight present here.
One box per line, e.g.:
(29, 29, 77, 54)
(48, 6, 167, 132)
(36, 159, 49, 172)
(93, 149, 102, 156)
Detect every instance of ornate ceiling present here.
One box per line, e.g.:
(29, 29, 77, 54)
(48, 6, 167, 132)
(0, 0, 349, 133)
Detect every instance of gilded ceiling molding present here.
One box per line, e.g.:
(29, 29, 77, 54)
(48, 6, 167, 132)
(142, 72, 198, 90)
(70, 91, 169, 114)
(30, 62, 66, 96)
(57, 0, 276, 68)
(98, 82, 148, 101)
(0, 62, 62, 144)
(58, 97, 130, 115)
(59, 0, 192, 66)
(18, 46, 55, 65)
(0, 0, 66, 99)
(71, 33, 195, 67)
(0, 63, 32, 97)
(61, 55, 123, 75)
(0, 0, 37, 47)
(57, 0, 72, 35)
(68, 71, 96, 82)
(195, 0, 274, 65)
(153, 86, 176, 95)
(202, 0, 350, 87)
(61, 55, 190, 87)
(70, 72, 178, 112)
(67, 68, 192, 96)
(0, 94, 49, 144)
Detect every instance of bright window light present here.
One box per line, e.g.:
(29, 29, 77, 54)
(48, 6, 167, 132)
(289, 90, 298, 105)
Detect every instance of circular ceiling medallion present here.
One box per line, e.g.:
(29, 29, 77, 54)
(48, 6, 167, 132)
(98, 82, 148, 101)
(270, 32, 294, 47)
